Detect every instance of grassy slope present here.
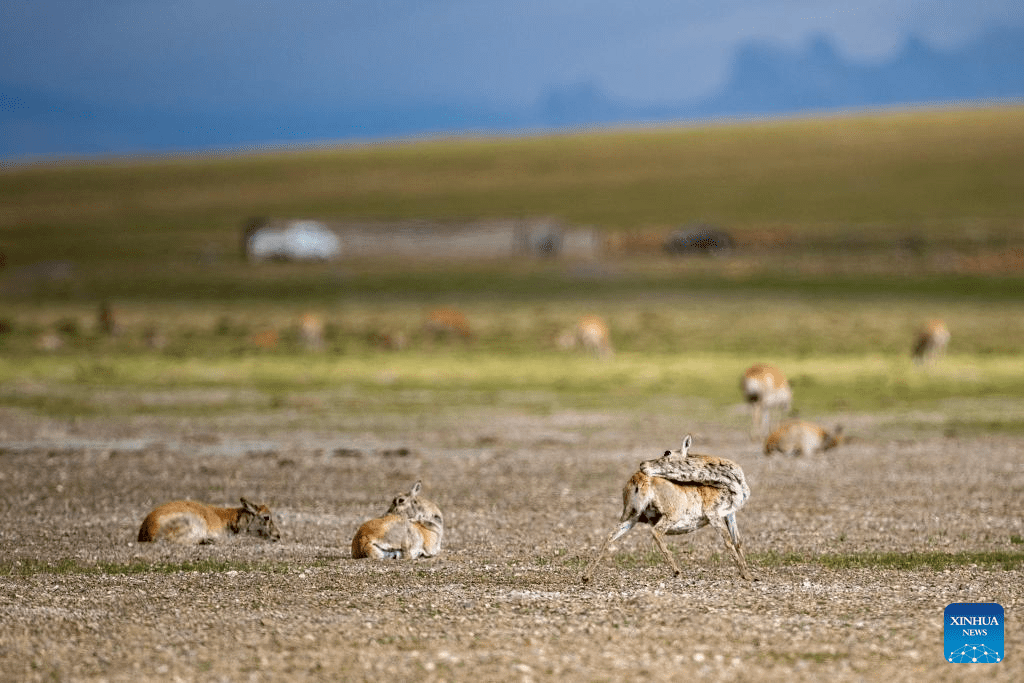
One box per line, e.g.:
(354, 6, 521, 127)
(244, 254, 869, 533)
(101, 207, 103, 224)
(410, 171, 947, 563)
(1, 105, 1022, 418)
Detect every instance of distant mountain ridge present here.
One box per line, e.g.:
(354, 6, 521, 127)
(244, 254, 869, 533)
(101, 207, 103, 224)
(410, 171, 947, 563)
(2, 24, 1023, 159)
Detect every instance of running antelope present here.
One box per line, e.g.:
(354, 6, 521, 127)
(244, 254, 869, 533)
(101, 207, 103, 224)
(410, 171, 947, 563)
(912, 320, 950, 365)
(582, 435, 752, 582)
(741, 363, 792, 439)
(557, 315, 614, 359)
(351, 481, 444, 559)
(764, 420, 844, 456)
(137, 498, 280, 545)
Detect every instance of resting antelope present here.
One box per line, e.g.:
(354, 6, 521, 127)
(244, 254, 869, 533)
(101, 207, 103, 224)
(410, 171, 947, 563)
(741, 363, 792, 439)
(582, 435, 752, 582)
(351, 481, 444, 559)
(137, 498, 280, 545)
(912, 320, 950, 365)
(764, 420, 843, 456)
(557, 315, 614, 359)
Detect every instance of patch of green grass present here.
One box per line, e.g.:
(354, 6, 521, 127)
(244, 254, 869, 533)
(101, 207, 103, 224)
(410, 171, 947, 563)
(753, 550, 1024, 571)
(0, 348, 1021, 417)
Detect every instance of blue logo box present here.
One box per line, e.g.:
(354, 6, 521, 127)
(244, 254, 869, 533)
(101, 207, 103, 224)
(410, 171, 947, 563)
(945, 603, 1004, 663)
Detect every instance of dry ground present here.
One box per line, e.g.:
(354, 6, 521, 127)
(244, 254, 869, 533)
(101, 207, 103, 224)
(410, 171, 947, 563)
(1, 392, 1021, 682)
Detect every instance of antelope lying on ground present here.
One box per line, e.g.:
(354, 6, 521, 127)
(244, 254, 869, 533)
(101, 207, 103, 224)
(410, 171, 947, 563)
(741, 363, 792, 439)
(557, 315, 614, 359)
(582, 435, 752, 582)
(137, 498, 280, 545)
(351, 481, 444, 559)
(764, 420, 843, 456)
(912, 319, 950, 365)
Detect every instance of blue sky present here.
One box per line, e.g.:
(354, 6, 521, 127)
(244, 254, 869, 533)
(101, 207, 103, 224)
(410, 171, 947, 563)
(2, 1, 1022, 157)
(5, 1, 1020, 108)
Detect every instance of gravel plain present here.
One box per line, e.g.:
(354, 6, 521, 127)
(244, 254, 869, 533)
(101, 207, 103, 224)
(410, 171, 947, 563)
(1, 394, 1022, 682)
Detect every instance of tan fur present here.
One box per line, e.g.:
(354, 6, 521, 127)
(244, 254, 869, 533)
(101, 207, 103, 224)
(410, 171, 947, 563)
(558, 315, 614, 358)
(764, 420, 844, 456)
(583, 437, 751, 582)
(351, 481, 444, 560)
(351, 515, 440, 559)
(423, 308, 473, 340)
(912, 320, 950, 365)
(742, 363, 792, 439)
(137, 498, 280, 545)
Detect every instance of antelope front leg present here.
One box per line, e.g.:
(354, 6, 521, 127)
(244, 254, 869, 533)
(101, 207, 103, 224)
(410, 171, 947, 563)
(582, 519, 635, 583)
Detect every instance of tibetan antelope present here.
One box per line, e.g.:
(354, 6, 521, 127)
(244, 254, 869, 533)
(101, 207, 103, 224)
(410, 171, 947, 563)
(299, 312, 325, 351)
(912, 320, 950, 365)
(423, 308, 473, 341)
(137, 498, 280, 545)
(351, 481, 444, 559)
(741, 363, 792, 439)
(764, 420, 843, 456)
(582, 435, 752, 582)
(557, 315, 614, 359)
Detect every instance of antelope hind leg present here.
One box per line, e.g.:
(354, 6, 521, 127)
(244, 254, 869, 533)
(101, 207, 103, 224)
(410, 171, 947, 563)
(713, 514, 751, 580)
(649, 521, 683, 577)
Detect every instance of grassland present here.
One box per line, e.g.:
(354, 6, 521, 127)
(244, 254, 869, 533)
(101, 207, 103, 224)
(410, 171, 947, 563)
(1, 104, 1023, 421)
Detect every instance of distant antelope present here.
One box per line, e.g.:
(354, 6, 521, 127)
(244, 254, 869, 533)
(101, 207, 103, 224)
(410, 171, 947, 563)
(764, 420, 843, 456)
(351, 481, 444, 559)
(249, 329, 279, 350)
(423, 308, 473, 341)
(299, 312, 325, 351)
(557, 315, 614, 359)
(741, 363, 792, 439)
(582, 435, 752, 582)
(137, 498, 280, 545)
(912, 320, 950, 365)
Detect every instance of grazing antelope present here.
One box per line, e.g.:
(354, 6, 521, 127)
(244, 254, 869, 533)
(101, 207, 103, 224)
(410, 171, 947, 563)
(423, 308, 473, 341)
(299, 312, 325, 351)
(582, 435, 752, 583)
(764, 420, 843, 456)
(557, 315, 614, 359)
(741, 363, 792, 439)
(351, 481, 444, 559)
(912, 320, 950, 365)
(137, 498, 280, 545)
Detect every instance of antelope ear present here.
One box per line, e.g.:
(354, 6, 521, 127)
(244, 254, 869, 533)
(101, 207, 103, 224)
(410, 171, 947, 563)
(410, 481, 422, 496)
(240, 498, 258, 513)
(681, 434, 692, 455)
